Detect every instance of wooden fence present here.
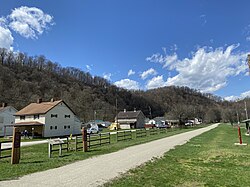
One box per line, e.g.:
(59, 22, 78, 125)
(87, 132, 110, 148)
(136, 129, 147, 138)
(117, 130, 132, 141)
(149, 128, 158, 135)
(0, 140, 12, 159)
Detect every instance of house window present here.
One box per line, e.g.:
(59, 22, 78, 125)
(55, 126, 57, 130)
(34, 114, 40, 119)
(50, 126, 53, 130)
(65, 115, 70, 118)
(68, 125, 70, 129)
(64, 126, 67, 129)
(51, 114, 58, 118)
(20, 116, 25, 120)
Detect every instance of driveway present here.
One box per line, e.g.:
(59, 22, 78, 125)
(0, 123, 219, 187)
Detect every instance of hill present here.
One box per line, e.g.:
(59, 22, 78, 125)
(1, 48, 246, 123)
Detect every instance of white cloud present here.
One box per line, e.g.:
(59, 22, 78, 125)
(103, 73, 111, 81)
(114, 79, 140, 90)
(128, 69, 135, 76)
(225, 90, 250, 101)
(147, 45, 249, 93)
(86, 65, 92, 71)
(140, 68, 157, 80)
(200, 14, 207, 26)
(146, 75, 167, 89)
(146, 53, 178, 69)
(8, 6, 54, 39)
(0, 25, 13, 50)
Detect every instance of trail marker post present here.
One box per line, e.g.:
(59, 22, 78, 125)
(11, 127, 21, 164)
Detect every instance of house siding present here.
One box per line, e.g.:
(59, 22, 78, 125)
(0, 107, 17, 136)
(44, 102, 81, 137)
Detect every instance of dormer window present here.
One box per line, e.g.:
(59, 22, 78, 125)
(20, 116, 25, 120)
(34, 114, 40, 119)
(51, 114, 58, 118)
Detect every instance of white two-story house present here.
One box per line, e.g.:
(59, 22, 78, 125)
(14, 99, 81, 137)
(0, 103, 17, 137)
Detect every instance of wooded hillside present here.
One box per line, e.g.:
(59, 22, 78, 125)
(0, 48, 248, 123)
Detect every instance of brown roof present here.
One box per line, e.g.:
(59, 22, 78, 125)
(117, 110, 144, 119)
(14, 122, 44, 126)
(15, 100, 64, 116)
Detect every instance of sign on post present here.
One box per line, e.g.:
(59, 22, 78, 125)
(11, 127, 21, 164)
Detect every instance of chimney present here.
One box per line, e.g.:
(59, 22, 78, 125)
(50, 98, 54, 102)
(124, 109, 126, 113)
(2, 103, 7, 107)
(37, 98, 42, 104)
(134, 108, 136, 112)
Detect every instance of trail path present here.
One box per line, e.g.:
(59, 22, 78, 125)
(0, 123, 219, 187)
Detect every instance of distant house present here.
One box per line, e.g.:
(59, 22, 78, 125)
(149, 117, 167, 128)
(0, 103, 17, 137)
(14, 99, 81, 137)
(116, 109, 145, 129)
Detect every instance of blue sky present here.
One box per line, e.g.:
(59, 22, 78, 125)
(0, 0, 250, 100)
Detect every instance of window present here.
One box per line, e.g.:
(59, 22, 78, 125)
(20, 116, 25, 120)
(65, 115, 71, 118)
(34, 114, 40, 119)
(51, 114, 58, 118)
(64, 126, 67, 129)
(50, 126, 53, 130)
(55, 126, 57, 130)
(68, 125, 70, 129)
(0, 116, 4, 123)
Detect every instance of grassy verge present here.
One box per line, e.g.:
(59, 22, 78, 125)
(105, 124, 250, 187)
(0, 125, 209, 181)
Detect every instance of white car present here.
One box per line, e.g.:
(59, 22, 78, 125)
(87, 127, 99, 134)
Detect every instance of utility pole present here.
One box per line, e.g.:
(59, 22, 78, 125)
(245, 100, 249, 119)
(115, 98, 118, 125)
(149, 106, 152, 119)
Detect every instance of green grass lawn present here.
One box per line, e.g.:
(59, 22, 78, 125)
(0, 125, 207, 181)
(105, 124, 250, 187)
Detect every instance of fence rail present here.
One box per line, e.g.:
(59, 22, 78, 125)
(149, 129, 158, 135)
(0, 140, 12, 159)
(117, 130, 132, 141)
(87, 132, 110, 148)
(136, 129, 147, 138)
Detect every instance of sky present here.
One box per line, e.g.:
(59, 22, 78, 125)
(0, 0, 250, 100)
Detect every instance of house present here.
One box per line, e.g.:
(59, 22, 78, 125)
(0, 103, 17, 137)
(14, 99, 81, 137)
(116, 109, 145, 129)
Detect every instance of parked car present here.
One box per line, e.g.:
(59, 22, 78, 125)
(87, 127, 99, 134)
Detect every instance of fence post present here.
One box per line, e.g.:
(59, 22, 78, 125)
(75, 136, 77, 151)
(82, 127, 88, 152)
(0, 142, 1, 158)
(11, 127, 21, 164)
(66, 137, 69, 151)
(48, 143, 52, 158)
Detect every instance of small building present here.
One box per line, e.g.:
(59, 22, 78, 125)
(116, 109, 145, 129)
(149, 117, 167, 128)
(14, 99, 81, 137)
(0, 103, 17, 137)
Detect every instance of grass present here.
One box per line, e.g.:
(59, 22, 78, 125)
(105, 124, 250, 187)
(0, 125, 207, 181)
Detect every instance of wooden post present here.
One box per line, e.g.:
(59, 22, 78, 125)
(11, 127, 21, 164)
(82, 127, 87, 152)
(48, 143, 52, 158)
(59, 144, 62, 156)
(75, 136, 77, 151)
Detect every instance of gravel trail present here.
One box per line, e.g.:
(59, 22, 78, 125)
(0, 123, 219, 187)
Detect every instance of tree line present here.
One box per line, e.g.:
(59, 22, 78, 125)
(0, 48, 249, 123)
